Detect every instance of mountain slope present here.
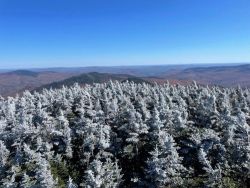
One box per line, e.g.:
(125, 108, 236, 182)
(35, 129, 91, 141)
(35, 72, 149, 91)
(0, 70, 76, 97)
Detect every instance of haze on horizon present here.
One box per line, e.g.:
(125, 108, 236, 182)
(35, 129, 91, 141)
(0, 0, 250, 69)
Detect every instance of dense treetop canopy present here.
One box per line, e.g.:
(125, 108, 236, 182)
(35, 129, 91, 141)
(0, 81, 249, 187)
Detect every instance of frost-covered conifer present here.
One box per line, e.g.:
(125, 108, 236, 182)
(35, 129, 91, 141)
(146, 133, 186, 187)
(67, 176, 78, 188)
(119, 101, 148, 149)
(0, 140, 9, 168)
(35, 154, 57, 187)
(198, 148, 222, 187)
(20, 173, 35, 188)
(149, 107, 164, 141)
(84, 158, 123, 188)
(96, 122, 110, 150)
(146, 146, 168, 186)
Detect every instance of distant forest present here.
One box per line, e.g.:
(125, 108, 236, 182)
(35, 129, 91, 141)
(0, 81, 249, 187)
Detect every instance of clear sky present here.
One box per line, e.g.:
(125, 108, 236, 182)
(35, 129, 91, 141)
(0, 0, 250, 69)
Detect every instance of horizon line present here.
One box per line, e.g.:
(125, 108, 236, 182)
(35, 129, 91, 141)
(0, 62, 250, 71)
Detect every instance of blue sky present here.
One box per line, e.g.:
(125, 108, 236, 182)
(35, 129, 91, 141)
(0, 0, 250, 68)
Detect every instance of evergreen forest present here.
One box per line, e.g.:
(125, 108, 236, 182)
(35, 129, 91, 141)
(0, 81, 249, 187)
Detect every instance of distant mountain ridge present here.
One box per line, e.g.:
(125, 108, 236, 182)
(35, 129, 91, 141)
(4, 70, 39, 77)
(182, 64, 250, 73)
(160, 64, 250, 87)
(1, 63, 242, 76)
(0, 64, 250, 97)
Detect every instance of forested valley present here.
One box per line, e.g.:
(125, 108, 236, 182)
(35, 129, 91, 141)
(0, 81, 249, 187)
